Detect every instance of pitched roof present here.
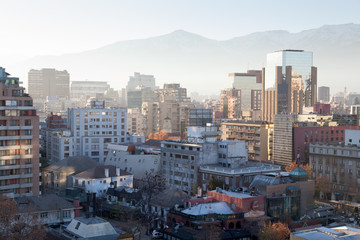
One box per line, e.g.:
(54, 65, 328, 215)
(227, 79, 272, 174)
(74, 165, 131, 179)
(15, 194, 77, 213)
(150, 187, 189, 208)
(44, 156, 98, 175)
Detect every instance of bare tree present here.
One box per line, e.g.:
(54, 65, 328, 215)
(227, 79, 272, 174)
(138, 171, 166, 234)
(0, 195, 46, 240)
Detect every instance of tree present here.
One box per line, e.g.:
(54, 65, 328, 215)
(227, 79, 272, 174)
(0, 195, 46, 240)
(315, 175, 331, 201)
(138, 172, 166, 234)
(208, 176, 224, 191)
(285, 161, 313, 179)
(258, 222, 290, 240)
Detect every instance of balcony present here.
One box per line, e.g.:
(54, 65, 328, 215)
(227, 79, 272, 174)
(0, 135, 33, 141)
(0, 184, 20, 190)
(0, 174, 20, 180)
(0, 126, 33, 131)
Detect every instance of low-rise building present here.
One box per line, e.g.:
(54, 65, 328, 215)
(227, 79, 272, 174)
(199, 162, 281, 191)
(63, 216, 120, 239)
(42, 156, 98, 194)
(72, 165, 133, 197)
(15, 194, 80, 226)
(250, 167, 315, 220)
(290, 225, 360, 240)
(104, 143, 160, 179)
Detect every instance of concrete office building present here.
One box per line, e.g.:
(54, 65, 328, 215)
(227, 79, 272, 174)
(0, 67, 40, 197)
(318, 86, 330, 103)
(126, 72, 156, 92)
(230, 70, 262, 119)
(28, 68, 70, 99)
(161, 141, 218, 193)
(262, 50, 317, 122)
(188, 109, 213, 127)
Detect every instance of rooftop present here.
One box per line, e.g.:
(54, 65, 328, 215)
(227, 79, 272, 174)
(181, 202, 234, 216)
(15, 194, 77, 213)
(74, 165, 131, 179)
(211, 189, 255, 199)
(200, 162, 281, 175)
(291, 226, 360, 240)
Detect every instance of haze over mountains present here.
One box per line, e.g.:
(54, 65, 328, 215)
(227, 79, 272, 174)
(8, 23, 360, 95)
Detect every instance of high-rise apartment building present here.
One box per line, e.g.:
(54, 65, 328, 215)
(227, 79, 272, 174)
(262, 50, 317, 122)
(0, 67, 40, 197)
(220, 120, 273, 162)
(127, 108, 145, 136)
(220, 89, 241, 119)
(154, 84, 189, 102)
(28, 68, 70, 99)
(318, 86, 330, 103)
(45, 101, 127, 163)
(142, 84, 195, 137)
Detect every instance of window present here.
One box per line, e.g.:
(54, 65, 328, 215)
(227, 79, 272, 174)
(75, 222, 81, 230)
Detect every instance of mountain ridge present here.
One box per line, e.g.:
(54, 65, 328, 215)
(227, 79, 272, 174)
(8, 23, 360, 94)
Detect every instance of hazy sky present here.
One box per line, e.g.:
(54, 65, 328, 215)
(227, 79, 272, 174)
(1, 0, 359, 60)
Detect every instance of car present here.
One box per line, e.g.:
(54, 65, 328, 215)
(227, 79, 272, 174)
(152, 230, 163, 239)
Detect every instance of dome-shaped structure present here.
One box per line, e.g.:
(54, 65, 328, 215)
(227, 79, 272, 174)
(289, 166, 308, 182)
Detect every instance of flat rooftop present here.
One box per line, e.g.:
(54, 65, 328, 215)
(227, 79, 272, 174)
(181, 202, 234, 216)
(211, 189, 254, 199)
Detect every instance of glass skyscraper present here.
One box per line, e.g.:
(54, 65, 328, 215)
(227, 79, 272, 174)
(262, 50, 317, 122)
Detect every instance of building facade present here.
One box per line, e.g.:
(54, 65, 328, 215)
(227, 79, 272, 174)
(126, 72, 156, 92)
(230, 70, 262, 118)
(28, 68, 70, 99)
(73, 165, 133, 197)
(318, 86, 330, 103)
(262, 50, 317, 122)
(310, 142, 360, 201)
(220, 89, 242, 119)
(0, 67, 40, 197)
(45, 101, 127, 163)
(161, 141, 218, 193)
(70, 81, 109, 99)
(220, 120, 274, 161)
(188, 109, 213, 127)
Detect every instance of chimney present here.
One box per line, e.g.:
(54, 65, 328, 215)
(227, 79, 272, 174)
(73, 198, 80, 218)
(105, 168, 109, 178)
(116, 167, 120, 176)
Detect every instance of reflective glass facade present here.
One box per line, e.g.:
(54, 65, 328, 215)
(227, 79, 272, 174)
(265, 50, 313, 91)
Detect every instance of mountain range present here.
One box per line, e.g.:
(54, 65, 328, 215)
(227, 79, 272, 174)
(8, 23, 360, 95)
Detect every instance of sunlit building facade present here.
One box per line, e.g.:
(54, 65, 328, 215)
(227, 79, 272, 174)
(262, 50, 317, 122)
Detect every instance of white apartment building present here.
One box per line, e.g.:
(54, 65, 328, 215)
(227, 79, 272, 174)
(47, 101, 127, 163)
